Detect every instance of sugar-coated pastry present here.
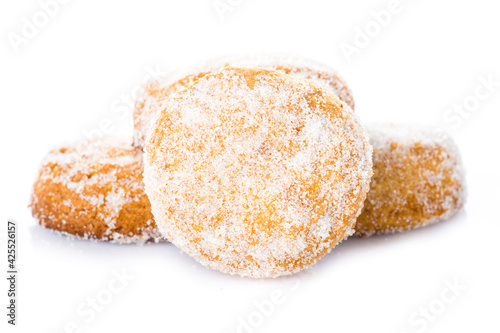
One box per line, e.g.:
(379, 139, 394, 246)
(144, 67, 372, 277)
(30, 139, 163, 244)
(355, 124, 466, 237)
(133, 54, 354, 149)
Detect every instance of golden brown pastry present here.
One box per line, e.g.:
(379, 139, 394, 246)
(133, 54, 354, 149)
(30, 139, 163, 244)
(143, 67, 372, 277)
(355, 124, 466, 237)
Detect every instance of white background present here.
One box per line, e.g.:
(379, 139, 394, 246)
(1, 0, 499, 332)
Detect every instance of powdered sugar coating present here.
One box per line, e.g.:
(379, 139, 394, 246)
(355, 123, 466, 237)
(30, 139, 164, 244)
(226, 54, 355, 109)
(144, 67, 372, 277)
(133, 54, 354, 149)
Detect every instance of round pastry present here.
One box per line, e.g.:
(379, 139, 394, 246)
(355, 124, 466, 237)
(133, 54, 354, 149)
(30, 139, 163, 244)
(134, 71, 208, 149)
(143, 66, 372, 277)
